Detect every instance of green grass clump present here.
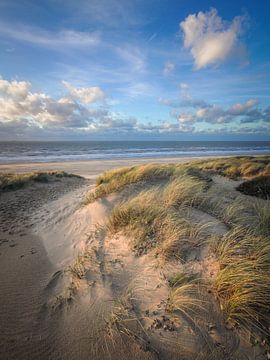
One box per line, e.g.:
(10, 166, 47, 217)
(86, 156, 270, 204)
(86, 163, 184, 203)
(237, 175, 270, 200)
(253, 200, 270, 236)
(107, 184, 209, 258)
(163, 175, 207, 208)
(0, 171, 80, 192)
(193, 156, 270, 179)
(107, 191, 169, 255)
(168, 272, 199, 288)
(213, 228, 270, 332)
(166, 272, 204, 316)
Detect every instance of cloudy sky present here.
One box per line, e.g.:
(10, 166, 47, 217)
(0, 0, 270, 140)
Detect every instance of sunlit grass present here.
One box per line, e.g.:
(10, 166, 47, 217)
(166, 271, 205, 317)
(0, 171, 80, 192)
(192, 156, 270, 179)
(212, 228, 270, 332)
(84, 156, 270, 339)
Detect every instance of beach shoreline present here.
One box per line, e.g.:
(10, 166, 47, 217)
(0, 155, 226, 178)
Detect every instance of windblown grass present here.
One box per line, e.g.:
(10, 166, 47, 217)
(85, 156, 270, 203)
(166, 271, 204, 316)
(193, 156, 270, 179)
(87, 156, 270, 340)
(252, 200, 270, 236)
(107, 182, 210, 258)
(107, 191, 172, 255)
(212, 228, 270, 333)
(163, 175, 207, 208)
(86, 163, 186, 203)
(0, 171, 80, 192)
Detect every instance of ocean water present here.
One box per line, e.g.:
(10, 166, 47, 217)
(0, 141, 270, 164)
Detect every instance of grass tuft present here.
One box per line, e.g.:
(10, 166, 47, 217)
(192, 156, 270, 179)
(212, 228, 270, 332)
(166, 272, 205, 317)
(0, 171, 80, 192)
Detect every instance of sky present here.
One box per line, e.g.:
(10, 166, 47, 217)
(0, 0, 270, 141)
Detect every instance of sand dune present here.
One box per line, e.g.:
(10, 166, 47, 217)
(0, 157, 269, 359)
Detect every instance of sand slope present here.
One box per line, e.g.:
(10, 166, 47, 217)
(0, 168, 267, 359)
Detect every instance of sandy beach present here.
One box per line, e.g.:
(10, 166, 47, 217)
(0, 156, 211, 178)
(0, 155, 270, 360)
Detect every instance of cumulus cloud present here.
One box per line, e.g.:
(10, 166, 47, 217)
(160, 83, 270, 132)
(228, 99, 259, 115)
(0, 79, 108, 131)
(163, 62, 175, 76)
(1, 78, 268, 139)
(0, 79, 31, 99)
(180, 8, 247, 69)
(0, 78, 197, 138)
(62, 81, 106, 104)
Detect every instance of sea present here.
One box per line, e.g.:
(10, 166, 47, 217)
(0, 141, 270, 164)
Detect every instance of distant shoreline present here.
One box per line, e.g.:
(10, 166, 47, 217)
(0, 154, 267, 179)
(0, 156, 216, 178)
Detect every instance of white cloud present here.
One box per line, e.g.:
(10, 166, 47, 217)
(180, 8, 246, 69)
(62, 81, 106, 104)
(0, 79, 108, 129)
(0, 79, 31, 99)
(163, 62, 175, 75)
(0, 22, 100, 49)
(228, 99, 259, 115)
(161, 83, 269, 128)
(0, 78, 268, 139)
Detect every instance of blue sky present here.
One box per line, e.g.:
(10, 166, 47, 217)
(0, 0, 270, 140)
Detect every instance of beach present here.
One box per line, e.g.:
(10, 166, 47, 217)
(0, 156, 209, 178)
(0, 155, 270, 359)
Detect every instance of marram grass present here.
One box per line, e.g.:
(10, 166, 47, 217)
(0, 171, 80, 192)
(212, 228, 270, 332)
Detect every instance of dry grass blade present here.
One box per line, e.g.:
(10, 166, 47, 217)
(213, 228, 270, 333)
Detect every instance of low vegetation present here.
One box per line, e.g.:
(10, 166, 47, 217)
(237, 175, 270, 199)
(85, 156, 270, 353)
(0, 171, 80, 192)
(107, 177, 209, 258)
(192, 156, 270, 179)
(166, 271, 204, 318)
(85, 156, 270, 204)
(212, 228, 270, 333)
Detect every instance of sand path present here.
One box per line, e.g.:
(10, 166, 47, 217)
(0, 177, 90, 359)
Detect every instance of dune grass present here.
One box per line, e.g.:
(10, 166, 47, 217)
(252, 200, 270, 236)
(162, 175, 207, 208)
(192, 156, 270, 179)
(212, 227, 270, 333)
(88, 156, 270, 339)
(107, 177, 210, 258)
(0, 171, 80, 192)
(85, 156, 270, 204)
(86, 163, 181, 203)
(86, 163, 212, 204)
(166, 271, 204, 317)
